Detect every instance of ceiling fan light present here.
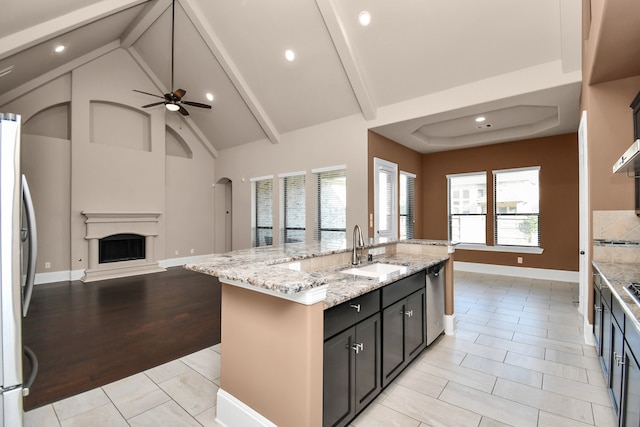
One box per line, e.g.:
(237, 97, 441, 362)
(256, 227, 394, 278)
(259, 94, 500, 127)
(166, 103, 180, 112)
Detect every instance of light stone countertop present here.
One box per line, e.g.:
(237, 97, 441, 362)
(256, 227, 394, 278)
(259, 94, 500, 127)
(593, 261, 640, 332)
(185, 238, 452, 309)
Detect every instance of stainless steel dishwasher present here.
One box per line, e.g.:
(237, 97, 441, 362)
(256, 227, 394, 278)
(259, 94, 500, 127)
(426, 262, 445, 345)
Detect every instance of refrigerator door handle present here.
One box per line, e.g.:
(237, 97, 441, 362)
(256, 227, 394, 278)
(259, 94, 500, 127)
(22, 345, 39, 396)
(22, 174, 37, 316)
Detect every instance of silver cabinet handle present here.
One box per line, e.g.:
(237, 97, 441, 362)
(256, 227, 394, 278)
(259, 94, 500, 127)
(404, 310, 413, 317)
(594, 305, 602, 312)
(614, 352, 626, 367)
(350, 304, 361, 313)
(351, 343, 364, 353)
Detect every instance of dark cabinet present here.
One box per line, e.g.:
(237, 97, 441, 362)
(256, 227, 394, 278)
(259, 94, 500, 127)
(323, 291, 381, 427)
(381, 271, 426, 387)
(592, 264, 640, 426)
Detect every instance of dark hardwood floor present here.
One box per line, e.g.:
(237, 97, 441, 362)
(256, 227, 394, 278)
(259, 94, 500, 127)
(21, 267, 221, 411)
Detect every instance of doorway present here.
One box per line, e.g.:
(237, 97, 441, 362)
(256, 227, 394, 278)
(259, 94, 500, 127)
(215, 178, 233, 253)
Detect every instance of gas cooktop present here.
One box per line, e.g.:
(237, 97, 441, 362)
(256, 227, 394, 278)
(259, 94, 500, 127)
(624, 282, 640, 305)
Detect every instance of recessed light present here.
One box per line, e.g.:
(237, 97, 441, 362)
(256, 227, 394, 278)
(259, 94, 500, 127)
(206, 93, 214, 102)
(54, 45, 65, 53)
(285, 49, 295, 62)
(475, 116, 486, 123)
(358, 11, 371, 27)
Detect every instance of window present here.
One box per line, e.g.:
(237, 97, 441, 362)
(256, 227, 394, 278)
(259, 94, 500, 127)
(313, 166, 346, 242)
(280, 172, 306, 244)
(374, 158, 398, 239)
(448, 172, 487, 244)
(494, 167, 540, 247)
(251, 176, 273, 247)
(400, 171, 415, 239)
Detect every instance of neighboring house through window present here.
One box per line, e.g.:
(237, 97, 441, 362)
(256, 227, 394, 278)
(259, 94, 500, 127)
(447, 172, 487, 244)
(494, 167, 540, 247)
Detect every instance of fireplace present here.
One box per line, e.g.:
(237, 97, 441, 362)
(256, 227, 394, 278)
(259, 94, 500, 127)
(99, 233, 145, 264)
(82, 212, 165, 282)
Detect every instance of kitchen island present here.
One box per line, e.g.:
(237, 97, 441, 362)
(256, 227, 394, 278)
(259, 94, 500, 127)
(185, 238, 455, 427)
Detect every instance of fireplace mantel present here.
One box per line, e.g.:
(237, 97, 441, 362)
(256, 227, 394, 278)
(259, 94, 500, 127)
(81, 211, 165, 282)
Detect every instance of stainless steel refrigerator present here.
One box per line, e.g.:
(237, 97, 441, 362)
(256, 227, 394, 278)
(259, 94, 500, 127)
(0, 113, 38, 427)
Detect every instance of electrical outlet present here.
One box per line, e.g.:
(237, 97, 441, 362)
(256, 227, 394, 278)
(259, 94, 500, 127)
(175, 250, 179, 255)
(44, 261, 51, 269)
(517, 257, 523, 264)
(190, 249, 195, 254)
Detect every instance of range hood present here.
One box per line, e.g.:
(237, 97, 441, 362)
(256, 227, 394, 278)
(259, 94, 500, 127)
(613, 139, 640, 175)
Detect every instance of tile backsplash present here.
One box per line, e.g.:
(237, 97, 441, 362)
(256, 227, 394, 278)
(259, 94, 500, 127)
(593, 210, 640, 263)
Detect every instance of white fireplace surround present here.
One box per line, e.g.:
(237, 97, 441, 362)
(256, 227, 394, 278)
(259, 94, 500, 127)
(82, 211, 166, 282)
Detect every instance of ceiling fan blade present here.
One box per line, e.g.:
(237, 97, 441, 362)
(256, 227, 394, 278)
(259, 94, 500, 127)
(173, 89, 186, 100)
(181, 101, 212, 109)
(133, 89, 164, 99)
(141, 101, 166, 108)
(178, 105, 189, 116)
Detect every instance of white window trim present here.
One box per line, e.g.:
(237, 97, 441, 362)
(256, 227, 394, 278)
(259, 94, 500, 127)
(278, 171, 306, 178)
(250, 175, 274, 182)
(311, 165, 346, 174)
(455, 243, 544, 254)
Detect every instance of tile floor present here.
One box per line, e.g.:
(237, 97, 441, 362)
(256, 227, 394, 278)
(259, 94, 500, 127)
(24, 271, 617, 427)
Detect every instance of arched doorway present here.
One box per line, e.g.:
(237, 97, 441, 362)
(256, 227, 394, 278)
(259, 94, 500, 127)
(215, 177, 233, 253)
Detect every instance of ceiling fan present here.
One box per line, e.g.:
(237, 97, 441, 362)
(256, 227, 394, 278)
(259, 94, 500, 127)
(133, 0, 211, 116)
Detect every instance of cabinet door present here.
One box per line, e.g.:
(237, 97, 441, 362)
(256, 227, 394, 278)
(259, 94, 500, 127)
(382, 299, 406, 387)
(323, 328, 355, 427)
(602, 301, 612, 381)
(622, 344, 640, 427)
(406, 289, 426, 359)
(593, 286, 603, 355)
(354, 313, 381, 413)
(611, 319, 624, 416)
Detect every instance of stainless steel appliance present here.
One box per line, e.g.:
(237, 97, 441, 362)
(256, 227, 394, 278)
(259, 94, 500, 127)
(426, 262, 445, 345)
(1, 113, 38, 427)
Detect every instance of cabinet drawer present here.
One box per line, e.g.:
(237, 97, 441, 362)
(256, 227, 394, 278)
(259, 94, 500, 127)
(382, 270, 425, 308)
(324, 290, 380, 339)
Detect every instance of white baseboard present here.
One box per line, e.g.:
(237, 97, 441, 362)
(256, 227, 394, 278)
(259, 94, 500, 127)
(35, 269, 84, 285)
(454, 261, 579, 283)
(444, 314, 456, 336)
(159, 254, 216, 268)
(33, 255, 216, 285)
(216, 388, 276, 427)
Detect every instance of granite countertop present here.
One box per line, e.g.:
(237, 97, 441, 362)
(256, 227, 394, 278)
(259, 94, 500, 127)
(592, 261, 640, 332)
(185, 238, 452, 309)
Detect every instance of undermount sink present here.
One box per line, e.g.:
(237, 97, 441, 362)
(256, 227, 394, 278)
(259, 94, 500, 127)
(340, 263, 407, 278)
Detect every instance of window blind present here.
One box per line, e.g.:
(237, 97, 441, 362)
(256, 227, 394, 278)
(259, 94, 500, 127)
(314, 168, 346, 242)
(280, 173, 306, 243)
(253, 178, 273, 247)
(400, 172, 415, 239)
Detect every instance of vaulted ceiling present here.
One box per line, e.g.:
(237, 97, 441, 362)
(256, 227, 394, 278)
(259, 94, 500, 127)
(0, 0, 588, 153)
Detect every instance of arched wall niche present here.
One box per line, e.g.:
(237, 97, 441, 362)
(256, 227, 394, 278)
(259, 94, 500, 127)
(23, 102, 71, 140)
(165, 125, 193, 159)
(89, 100, 151, 152)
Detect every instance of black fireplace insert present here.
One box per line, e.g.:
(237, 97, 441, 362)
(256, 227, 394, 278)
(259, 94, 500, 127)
(99, 233, 145, 264)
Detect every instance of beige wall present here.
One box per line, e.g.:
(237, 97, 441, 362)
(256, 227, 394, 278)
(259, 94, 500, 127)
(2, 48, 216, 276)
(215, 114, 369, 250)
